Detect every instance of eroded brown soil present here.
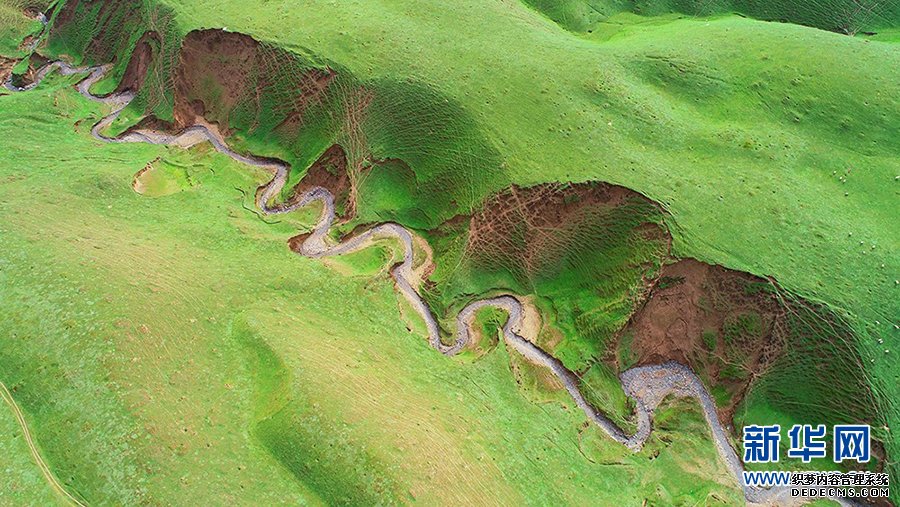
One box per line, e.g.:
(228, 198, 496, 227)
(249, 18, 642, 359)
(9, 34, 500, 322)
(173, 29, 335, 132)
(21, 6, 42, 18)
(285, 145, 355, 252)
(116, 31, 159, 93)
(126, 114, 175, 133)
(18, 35, 36, 52)
(288, 144, 351, 217)
(4, 53, 49, 89)
(51, 0, 82, 37)
(622, 259, 785, 422)
(464, 182, 669, 281)
(471, 182, 631, 230)
(0, 57, 14, 86)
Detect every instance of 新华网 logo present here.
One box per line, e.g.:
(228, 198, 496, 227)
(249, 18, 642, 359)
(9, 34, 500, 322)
(742, 424, 871, 464)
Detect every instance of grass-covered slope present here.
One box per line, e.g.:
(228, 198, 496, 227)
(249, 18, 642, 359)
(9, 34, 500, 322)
(1, 0, 897, 503)
(0, 73, 748, 504)
(0, 0, 44, 55)
(122, 0, 897, 480)
(0, 387, 61, 505)
(136, 0, 898, 353)
(521, 0, 900, 35)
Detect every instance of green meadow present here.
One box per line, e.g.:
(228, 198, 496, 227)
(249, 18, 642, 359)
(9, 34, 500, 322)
(146, 0, 900, 484)
(0, 71, 749, 504)
(0, 390, 59, 505)
(1, 0, 897, 504)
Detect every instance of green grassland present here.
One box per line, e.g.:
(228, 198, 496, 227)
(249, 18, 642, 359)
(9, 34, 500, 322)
(520, 0, 900, 35)
(0, 392, 61, 505)
(0, 72, 749, 504)
(1, 0, 897, 503)
(120, 0, 897, 483)
(0, 0, 42, 55)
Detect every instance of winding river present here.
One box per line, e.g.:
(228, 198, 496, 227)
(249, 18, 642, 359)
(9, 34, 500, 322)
(3, 58, 853, 506)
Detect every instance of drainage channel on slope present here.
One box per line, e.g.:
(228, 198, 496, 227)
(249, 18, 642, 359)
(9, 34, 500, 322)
(3, 60, 855, 507)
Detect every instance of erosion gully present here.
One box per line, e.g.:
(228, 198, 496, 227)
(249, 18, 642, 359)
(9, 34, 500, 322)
(3, 55, 853, 506)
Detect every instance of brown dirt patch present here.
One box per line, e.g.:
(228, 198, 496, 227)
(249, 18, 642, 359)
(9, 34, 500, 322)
(4, 53, 49, 89)
(51, 0, 81, 35)
(126, 114, 176, 133)
(116, 31, 160, 93)
(463, 182, 669, 283)
(18, 35, 36, 52)
(22, 5, 44, 19)
(285, 232, 310, 253)
(173, 29, 335, 132)
(622, 259, 785, 422)
(0, 57, 14, 86)
(173, 30, 257, 129)
(473, 183, 631, 231)
(288, 144, 352, 219)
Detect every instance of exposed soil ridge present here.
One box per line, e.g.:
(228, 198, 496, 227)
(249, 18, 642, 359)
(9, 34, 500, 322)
(115, 31, 160, 94)
(623, 259, 784, 424)
(172, 29, 337, 133)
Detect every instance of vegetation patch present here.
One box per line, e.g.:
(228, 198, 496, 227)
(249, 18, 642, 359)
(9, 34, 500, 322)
(1, 0, 896, 502)
(131, 157, 193, 196)
(521, 0, 900, 35)
(622, 259, 885, 472)
(425, 182, 670, 372)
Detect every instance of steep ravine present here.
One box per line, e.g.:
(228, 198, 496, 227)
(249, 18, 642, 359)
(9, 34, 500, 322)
(4, 57, 858, 506)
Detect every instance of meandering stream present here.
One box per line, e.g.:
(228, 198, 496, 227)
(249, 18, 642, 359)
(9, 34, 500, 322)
(3, 60, 852, 506)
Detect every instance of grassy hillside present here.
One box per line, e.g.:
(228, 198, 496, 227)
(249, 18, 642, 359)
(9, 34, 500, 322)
(0, 0, 44, 55)
(1, 0, 897, 503)
(137, 0, 898, 345)
(520, 0, 900, 35)
(128, 0, 898, 480)
(0, 388, 62, 505)
(0, 70, 749, 504)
